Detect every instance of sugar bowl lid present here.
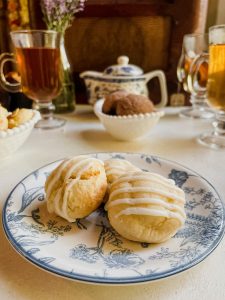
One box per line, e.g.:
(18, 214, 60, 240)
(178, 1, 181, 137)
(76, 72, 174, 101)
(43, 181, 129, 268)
(103, 56, 143, 76)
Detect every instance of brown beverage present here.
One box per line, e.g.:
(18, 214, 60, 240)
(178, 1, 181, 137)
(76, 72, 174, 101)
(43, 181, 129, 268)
(15, 47, 61, 103)
(207, 44, 225, 110)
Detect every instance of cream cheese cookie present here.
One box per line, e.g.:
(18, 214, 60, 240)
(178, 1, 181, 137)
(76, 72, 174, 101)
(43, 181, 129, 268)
(104, 159, 141, 184)
(105, 171, 186, 243)
(45, 155, 107, 222)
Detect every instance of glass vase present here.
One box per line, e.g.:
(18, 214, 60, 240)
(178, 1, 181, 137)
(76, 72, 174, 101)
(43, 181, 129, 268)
(53, 35, 76, 113)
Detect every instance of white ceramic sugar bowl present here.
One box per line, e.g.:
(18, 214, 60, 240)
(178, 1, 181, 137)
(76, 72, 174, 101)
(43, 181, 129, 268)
(80, 56, 168, 107)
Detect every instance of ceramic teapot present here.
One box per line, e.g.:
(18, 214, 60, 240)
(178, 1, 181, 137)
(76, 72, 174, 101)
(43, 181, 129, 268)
(80, 56, 168, 106)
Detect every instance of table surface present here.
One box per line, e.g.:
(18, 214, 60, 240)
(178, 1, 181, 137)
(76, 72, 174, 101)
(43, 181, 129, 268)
(0, 105, 225, 300)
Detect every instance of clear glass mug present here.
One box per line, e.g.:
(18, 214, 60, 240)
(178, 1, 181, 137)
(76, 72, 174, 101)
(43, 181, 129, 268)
(177, 33, 214, 119)
(189, 25, 225, 149)
(0, 30, 65, 129)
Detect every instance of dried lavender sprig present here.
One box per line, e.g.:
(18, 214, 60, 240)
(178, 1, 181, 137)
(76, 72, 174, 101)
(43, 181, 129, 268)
(41, 0, 86, 33)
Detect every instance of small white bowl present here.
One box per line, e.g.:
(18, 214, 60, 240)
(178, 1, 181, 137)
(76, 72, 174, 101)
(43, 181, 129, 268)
(0, 110, 41, 159)
(94, 99, 164, 141)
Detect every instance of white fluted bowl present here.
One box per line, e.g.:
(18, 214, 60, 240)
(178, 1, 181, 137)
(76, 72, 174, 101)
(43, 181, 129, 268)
(0, 110, 41, 159)
(94, 99, 164, 141)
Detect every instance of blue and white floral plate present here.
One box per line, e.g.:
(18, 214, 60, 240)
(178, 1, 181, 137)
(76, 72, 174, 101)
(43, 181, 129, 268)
(2, 153, 225, 285)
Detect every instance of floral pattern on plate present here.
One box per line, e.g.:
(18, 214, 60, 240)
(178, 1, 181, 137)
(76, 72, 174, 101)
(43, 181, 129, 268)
(2, 152, 225, 285)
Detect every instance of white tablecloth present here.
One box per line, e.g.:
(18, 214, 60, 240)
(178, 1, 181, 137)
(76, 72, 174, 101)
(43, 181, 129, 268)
(0, 105, 224, 300)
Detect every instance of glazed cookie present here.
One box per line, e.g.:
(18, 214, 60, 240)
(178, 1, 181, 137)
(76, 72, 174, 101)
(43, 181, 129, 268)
(45, 155, 107, 222)
(105, 171, 186, 243)
(104, 158, 141, 184)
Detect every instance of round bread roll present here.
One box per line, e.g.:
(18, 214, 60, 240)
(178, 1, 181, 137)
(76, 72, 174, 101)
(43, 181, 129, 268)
(104, 159, 141, 184)
(45, 155, 107, 222)
(116, 94, 155, 116)
(105, 171, 186, 243)
(102, 90, 129, 115)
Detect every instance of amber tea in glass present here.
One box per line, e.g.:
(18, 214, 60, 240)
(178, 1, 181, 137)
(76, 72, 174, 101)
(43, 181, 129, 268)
(0, 30, 65, 129)
(190, 25, 225, 149)
(177, 33, 214, 119)
(207, 44, 225, 110)
(179, 56, 208, 92)
(15, 47, 61, 103)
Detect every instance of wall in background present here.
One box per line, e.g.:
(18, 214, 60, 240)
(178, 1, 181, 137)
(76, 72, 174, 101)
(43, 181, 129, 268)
(216, 0, 225, 24)
(207, 0, 225, 29)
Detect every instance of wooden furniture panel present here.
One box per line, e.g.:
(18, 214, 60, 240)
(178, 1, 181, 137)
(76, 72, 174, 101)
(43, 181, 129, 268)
(66, 16, 171, 72)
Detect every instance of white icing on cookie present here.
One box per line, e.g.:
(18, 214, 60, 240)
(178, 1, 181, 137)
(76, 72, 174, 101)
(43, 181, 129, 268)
(106, 171, 185, 225)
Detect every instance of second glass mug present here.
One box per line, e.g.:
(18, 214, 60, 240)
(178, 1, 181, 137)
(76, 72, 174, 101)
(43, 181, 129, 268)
(189, 25, 225, 149)
(0, 30, 65, 129)
(177, 33, 215, 119)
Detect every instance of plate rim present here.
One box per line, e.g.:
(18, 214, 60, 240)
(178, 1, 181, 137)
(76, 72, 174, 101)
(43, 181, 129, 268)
(2, 152, 225, 285)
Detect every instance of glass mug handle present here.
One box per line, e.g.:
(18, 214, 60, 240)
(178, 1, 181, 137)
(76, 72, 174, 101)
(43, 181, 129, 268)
(187, 53, 209, 97)
(0, 53, 21, 92)
(145, 70, 168, 108)
(177, 52, 186, 83)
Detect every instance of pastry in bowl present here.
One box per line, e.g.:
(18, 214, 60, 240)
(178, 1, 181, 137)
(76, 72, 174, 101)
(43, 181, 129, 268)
(0, 115, 8, 130)
(0, 104, 9, 117)
(102, 90, 129, 115)
(0, 106, 40, 159)
(8, 108, 34, 129)
(103, 91, 155, 116)
(105, 171, 186, 243)
(0, 104, 9, 130)
(45, 155, 107, 222)
(94, 91, 164, 141)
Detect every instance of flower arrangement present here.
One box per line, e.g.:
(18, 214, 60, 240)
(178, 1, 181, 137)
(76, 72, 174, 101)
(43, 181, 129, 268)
(41, 0, 86, 34)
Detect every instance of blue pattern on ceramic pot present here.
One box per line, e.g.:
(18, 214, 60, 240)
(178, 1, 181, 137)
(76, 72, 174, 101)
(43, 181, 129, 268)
(80, 56, 168, 106)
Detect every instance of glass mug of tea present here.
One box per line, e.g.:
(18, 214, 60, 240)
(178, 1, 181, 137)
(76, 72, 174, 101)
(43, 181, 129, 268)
(0, 30, 65, 129)
(189, 25, 225, 149)
(177, 33, 214, 119)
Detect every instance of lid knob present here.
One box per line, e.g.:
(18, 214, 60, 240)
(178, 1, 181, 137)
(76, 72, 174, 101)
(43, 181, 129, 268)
(117, 56, 129, 65)
(103, 55, 143, 76)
